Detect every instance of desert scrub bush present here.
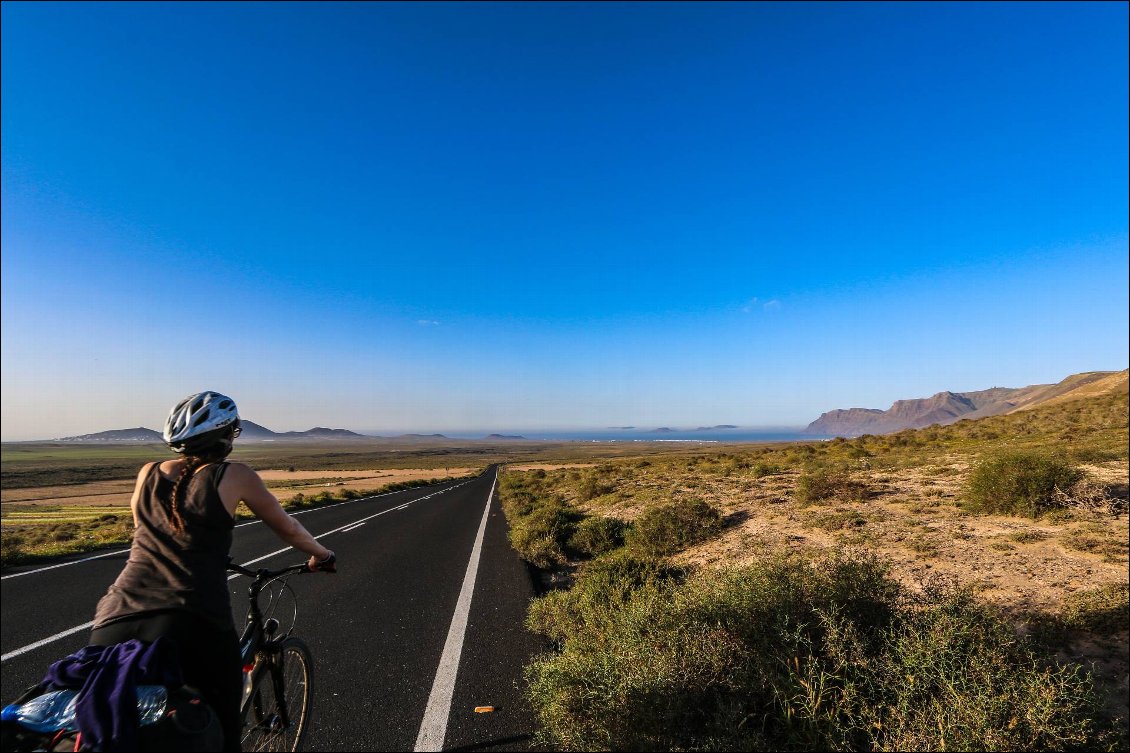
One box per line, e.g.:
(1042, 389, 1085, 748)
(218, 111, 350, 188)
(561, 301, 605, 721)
(749, 461, 783, 478)
(801, 508, 873, 532)
(963, 451, 1084, 518)
(1008, 529, 1048, 544)
(624, 497, 724, 557)
(872, 586, 1113, 751)
(1052, 477, 1127, 516)
(511, 499, 583, 568)
(525, 551, 1114, 751)
(1059, 525, 1129, 560)
(794, 466, 871, 505)
(500, 471, 591, 567)
(575, 473, 616, 502)
(526, 551, 683, 645)
(526, 551, 900, 751)
(1059, 583, 1130, 633)
(566, 515, 626, 557)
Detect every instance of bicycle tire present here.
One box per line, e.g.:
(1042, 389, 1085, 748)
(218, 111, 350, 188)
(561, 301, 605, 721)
(241, 636, 314, 753)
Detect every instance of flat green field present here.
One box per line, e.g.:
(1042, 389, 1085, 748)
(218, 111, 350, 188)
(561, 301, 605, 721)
(0, 438, 755, 490)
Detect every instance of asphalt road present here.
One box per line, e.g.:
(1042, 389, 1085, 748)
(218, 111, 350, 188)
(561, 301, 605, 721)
(1, 466, 546, 751)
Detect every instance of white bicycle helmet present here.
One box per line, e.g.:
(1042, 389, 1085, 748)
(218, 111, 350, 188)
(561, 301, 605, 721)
(163, 391, 241, 451)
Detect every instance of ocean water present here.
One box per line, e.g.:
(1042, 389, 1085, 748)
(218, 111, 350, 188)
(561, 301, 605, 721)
(447, 428, 828, 443)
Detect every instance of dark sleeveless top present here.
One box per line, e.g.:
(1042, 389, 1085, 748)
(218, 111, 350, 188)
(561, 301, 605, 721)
(94, 462, 236, 630)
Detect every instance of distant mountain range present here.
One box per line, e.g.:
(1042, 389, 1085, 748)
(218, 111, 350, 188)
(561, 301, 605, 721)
(50, 424, 547, 443)
(58, 422, 370, 443)
(805, 369, 1128, 437)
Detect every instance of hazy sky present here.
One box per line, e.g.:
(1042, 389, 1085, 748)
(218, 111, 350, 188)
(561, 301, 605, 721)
(2, 2, 1127, 440)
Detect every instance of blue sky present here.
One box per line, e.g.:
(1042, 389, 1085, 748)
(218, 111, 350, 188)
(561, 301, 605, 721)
(2, 2, 1127, 439)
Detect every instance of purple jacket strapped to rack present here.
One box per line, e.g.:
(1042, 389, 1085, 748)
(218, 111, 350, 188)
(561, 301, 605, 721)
(43, 637, 183, 752)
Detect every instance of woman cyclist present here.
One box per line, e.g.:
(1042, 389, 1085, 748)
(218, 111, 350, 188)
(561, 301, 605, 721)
(89, 391, 336, 751)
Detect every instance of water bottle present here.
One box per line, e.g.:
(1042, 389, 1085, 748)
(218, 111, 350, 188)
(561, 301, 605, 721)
(1, 685, 167, 733)
(136, 685, 168, 726)
(1, 689, 77, 733)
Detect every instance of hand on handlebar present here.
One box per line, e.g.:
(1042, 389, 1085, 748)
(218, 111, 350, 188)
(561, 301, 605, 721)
(307, 551, 337, 573)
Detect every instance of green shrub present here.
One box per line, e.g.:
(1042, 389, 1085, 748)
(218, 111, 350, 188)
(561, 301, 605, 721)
(508, 497, 583, 568)
(750, 462, 783, 478)
(576, 474, 615, 502)
(525, 551, 1113, 752)
(527, 551, 682, 644)
(794, 467, 871, 504)
(567, 515, 626, 557)
(964, 452, 1084, 518)
(625, 497, 724, 556)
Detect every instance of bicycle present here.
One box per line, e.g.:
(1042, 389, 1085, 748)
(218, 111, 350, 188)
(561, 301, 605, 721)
(228, 559, 318, 753)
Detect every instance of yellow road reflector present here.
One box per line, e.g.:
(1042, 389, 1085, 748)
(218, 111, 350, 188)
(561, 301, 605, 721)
(474, 706, 495, 713)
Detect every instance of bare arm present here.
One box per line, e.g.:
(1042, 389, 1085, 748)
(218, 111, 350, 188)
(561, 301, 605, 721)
(129, 462, 157, 528)
(219, 463, 334, 567)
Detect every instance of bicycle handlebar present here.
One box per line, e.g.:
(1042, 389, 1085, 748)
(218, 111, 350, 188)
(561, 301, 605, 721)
(227, 559, 312, 580)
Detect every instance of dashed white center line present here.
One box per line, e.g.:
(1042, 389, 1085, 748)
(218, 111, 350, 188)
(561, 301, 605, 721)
(1, 480, 474, 663)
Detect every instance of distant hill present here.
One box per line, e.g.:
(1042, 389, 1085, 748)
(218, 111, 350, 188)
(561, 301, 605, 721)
(238, 420, 278, 439)
(58, 427, 163, 442)
(397, 433, 449, 440)
(805, 369, 1128, 437)
(695, 425, 738, 430)
(650, 427, 675, 433)
(276, 427, 368, 440)
(485, 434, 527, 440)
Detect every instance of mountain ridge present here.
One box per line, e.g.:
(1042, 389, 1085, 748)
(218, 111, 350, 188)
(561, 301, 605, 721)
(805, 369, 1128, 437)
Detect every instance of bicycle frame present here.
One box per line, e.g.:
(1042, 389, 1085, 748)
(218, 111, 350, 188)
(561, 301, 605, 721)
(228, 561, 310, 722)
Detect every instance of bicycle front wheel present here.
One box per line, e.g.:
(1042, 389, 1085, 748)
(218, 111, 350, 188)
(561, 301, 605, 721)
(241, 637, 314, 752)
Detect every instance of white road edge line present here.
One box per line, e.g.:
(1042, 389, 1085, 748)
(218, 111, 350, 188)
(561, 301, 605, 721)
(414, 471, 497, 752)
(1, 482, 471, 663)
(0, 480, 470, 582)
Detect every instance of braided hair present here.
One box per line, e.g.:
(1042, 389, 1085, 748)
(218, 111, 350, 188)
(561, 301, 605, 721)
(166, 429, 235, 535)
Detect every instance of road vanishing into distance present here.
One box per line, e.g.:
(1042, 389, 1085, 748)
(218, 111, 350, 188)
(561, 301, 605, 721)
(1, 466, 546, 751)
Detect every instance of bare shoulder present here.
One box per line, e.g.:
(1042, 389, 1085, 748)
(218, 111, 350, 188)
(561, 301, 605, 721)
(223, 462, 264, 483)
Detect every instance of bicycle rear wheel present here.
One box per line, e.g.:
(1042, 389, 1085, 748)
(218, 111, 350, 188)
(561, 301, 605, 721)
(241, 637, 313, 752)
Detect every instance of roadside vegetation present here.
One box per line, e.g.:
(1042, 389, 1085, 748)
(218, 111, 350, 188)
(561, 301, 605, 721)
(499, 386, 1129, 750)
(526, 552, 1114, 751)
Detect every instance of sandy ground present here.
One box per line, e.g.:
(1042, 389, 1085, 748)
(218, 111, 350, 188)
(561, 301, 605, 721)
(505, 463, 596, 472)
(1, 467, 477, 510)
